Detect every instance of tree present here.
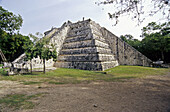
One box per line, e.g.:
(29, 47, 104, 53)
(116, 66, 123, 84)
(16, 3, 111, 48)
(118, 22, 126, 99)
(23, 34, 36, 74)
(140, 22, 170, 62)
(0, 6, 23, 33)
(120, 34, 133, 42)
(141, 22, 170, 62)
(120, 22, 170, 63)
(120, 34, 141, 51)
(24, 33, 57, 74)
(96, 0, 170, 25)
(142, 22, 170, 36)
(0, 6, 27, 62)
(0, 30, 31, 62)
(35, 37, 57, 73)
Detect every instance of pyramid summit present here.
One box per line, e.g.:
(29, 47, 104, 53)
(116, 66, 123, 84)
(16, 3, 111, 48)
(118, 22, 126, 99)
(43, 19, 151, 71)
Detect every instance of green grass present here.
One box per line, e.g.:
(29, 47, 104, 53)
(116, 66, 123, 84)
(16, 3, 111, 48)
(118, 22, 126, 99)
(0, 66, 169, 84)
(105, 66, 169, 78)
(0, 68, 7, 76)
(0, 93, 44, 110)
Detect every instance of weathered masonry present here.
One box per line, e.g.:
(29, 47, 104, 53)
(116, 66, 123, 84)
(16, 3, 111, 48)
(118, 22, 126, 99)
(44, 19, 152, 71)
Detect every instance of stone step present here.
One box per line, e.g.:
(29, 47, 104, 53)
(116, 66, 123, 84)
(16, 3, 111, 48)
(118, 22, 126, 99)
(67, 28, 91, 37)
(65, 33, 106, 44)
(62, 39, 110, 49)
(65, 34, 92, 43)
(70, 19, 91, 30)
(57, 54, 116, 62)
(60, 47, 112, 55)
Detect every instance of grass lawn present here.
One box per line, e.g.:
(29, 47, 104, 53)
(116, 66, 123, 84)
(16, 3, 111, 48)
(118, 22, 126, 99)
(0, 65, 169, 85)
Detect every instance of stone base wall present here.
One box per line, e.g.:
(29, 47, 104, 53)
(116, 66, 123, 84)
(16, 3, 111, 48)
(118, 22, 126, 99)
(54, 62, 103, 71)
(12, 54, 54, 70)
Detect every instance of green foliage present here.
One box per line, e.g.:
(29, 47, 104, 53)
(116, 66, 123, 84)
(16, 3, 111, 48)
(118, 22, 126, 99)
(0, 6, 23, 33)
(142, 22, 170, 37)
(24, 33, 57, 61)
(0, 7, 31, 62)
(120, 34, 141, 51)
(0, 30, 31, 61)
(120, 22, 170, 63)
(141, 22, 170, 62)
(0, 93, 44, 110)
(24, 33, 57, 73)
(34, 38, 57, 61)
(0, 68, 7, 76)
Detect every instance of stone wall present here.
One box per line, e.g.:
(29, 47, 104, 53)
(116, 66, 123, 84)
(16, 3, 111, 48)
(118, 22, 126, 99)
(12, 53, 54, 69)
(48, 21, 71, 54)
(100, 26, 152, 66)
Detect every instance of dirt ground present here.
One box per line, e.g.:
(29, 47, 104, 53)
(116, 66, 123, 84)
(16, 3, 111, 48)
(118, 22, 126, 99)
(0, 73, 170, 112)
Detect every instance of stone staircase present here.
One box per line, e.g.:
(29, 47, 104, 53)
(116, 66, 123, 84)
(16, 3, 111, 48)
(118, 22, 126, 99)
(55, 19, 118, 71)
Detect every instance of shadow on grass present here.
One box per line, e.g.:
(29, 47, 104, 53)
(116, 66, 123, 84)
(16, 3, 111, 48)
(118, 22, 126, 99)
(0, 93, 45, 110)
(22, 81, 43, 85)
(103, 76, 137, 82)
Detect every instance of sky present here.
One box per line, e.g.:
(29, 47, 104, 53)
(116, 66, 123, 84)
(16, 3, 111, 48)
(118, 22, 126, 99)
(0, 0, 164, 40)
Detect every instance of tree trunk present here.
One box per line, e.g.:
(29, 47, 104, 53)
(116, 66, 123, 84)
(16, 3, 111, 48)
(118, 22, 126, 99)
(161, 51, 164, 61)
(30, 60, 32, 74)
(43, 59, 45, 74)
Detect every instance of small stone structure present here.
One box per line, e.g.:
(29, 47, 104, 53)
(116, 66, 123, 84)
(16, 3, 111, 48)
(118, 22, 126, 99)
(14, 19, 152, 71)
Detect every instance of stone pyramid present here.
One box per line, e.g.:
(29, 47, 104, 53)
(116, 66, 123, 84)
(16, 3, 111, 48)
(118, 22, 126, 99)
(44, 19, 151, 71)
(54, 20, 119, 71)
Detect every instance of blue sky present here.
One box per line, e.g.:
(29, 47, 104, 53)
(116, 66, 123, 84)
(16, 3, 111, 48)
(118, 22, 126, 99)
(0, 0, 162, 39)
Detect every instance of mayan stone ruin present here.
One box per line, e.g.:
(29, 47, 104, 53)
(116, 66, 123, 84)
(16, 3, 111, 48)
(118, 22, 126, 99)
(44, 19, 151, 70)
(13, 19, 152, 71)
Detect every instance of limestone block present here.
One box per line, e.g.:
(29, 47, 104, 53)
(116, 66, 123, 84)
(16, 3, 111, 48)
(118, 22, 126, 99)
(58, 54, 100, 62)
(95, 40, 110, 49)
(101, 61, 119, 70)
(93, 34, 106, 43)
(55, 61, 103, 71)
(62, 39, 95, 49)
(65, 33, 93, 43)
(67, 28, 91, 37)
(60, 47, 97, 55)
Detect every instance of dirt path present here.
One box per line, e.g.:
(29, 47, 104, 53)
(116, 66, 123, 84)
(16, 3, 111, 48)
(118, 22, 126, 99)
(0, 73, 170, 112)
